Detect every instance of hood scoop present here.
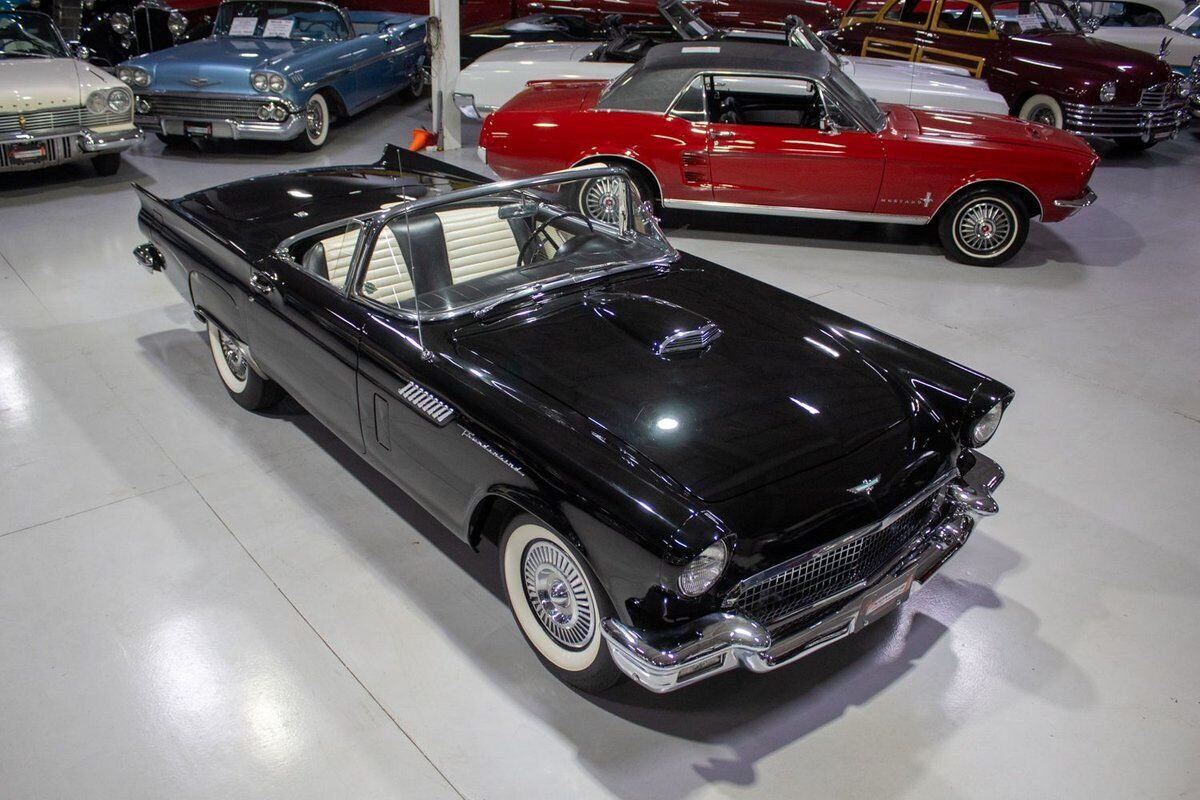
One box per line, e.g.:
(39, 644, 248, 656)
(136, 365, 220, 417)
(587, 291, 722, 358)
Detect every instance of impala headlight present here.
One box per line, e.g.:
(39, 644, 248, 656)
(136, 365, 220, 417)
(109, 11, 131, 34)
(251, 71, 286, 93)
(678, 540, 729, 597)
(107, 87, 132, 113)
(1099, 80, 1117, 103)
(167, 11, 188, 37)
(968, 401, 1004, 447)
(86, 90, 108, 114)
(117, 66, 151, 87)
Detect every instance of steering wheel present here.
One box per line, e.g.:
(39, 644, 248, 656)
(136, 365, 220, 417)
(516, 212, 593, 267)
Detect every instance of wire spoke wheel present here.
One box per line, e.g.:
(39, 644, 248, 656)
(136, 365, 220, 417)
(521, 539, 595, 650)
(582, 176, 626, 226)
(1029, 105, 1057, 127)
(217, 329, 249, 382)
(305, 98, 325, 140)
(955, 200, 1014, 256)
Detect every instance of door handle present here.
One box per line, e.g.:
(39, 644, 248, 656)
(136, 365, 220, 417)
(709, 129, 737, 139)
(249, 270, 276, 295)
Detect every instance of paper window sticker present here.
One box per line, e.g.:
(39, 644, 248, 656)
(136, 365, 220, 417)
(263, 18, 295, 37)
(228, 16, 258, 35)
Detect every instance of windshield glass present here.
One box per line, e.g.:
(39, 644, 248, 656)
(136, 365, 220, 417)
(990, 0, 1083, 32)
(0, 11, 66, 57)
(659, 0, 717, 39)
(1167, 1, 1200, 34)
(785, 17, 844, 67)
(347, 172, 675, 320)
(827, 65, 887, 131)
(213, 0, 348, 40)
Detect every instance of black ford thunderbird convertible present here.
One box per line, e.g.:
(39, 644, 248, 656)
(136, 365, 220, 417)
(133, 148, 1011, 693)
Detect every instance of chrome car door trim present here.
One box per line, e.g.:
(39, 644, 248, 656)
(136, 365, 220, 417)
(661, 198, 931, 224)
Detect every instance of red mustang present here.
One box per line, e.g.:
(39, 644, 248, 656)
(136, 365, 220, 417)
(479, 42, 1099, 265)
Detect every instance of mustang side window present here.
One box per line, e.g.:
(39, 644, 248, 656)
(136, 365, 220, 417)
(668, 76, 708, 122)
(289, 221, 363, 290)
(707, 76, 824, 129)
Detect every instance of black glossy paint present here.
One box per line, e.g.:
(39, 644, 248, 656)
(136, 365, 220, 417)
(134, 147, 1013, 633)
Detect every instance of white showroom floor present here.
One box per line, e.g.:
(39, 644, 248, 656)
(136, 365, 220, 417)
(1, 97, 1198, 800)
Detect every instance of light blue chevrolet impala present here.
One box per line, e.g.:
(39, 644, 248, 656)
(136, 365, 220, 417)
(116, 0, 426, 150)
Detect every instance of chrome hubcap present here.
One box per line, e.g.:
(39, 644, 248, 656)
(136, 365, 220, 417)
(522, 540, 594, 649)
(217, 330, 248, 381)
(956, 201, 1013, 255)
(1030, 105, 1057, 127)
(582, 176, 624, 225)
(305, 100, 325, 140)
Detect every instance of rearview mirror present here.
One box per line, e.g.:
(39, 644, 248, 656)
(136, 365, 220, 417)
(818, 115, 841, 135)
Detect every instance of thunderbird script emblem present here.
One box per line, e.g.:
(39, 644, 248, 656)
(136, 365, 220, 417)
(186, 77, 218, 88)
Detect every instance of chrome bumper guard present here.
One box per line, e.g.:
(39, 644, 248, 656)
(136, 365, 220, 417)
(601, 450, 1005, 693)
(79, 128, 143, 153)
(1053, 187, 1097, 215)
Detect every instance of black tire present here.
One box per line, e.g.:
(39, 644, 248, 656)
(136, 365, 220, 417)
(575, 166, 655, 226)
(293, 93, 330, 152)
(407, 60, 428, 99)
(91, 153, 121, 176)
(1112, 137, 1157, 151)
(498, 514, 624, 693)
(206, 322, 284, 411)
(156, 133, 191, 147)
(936, 188, 1030, 266)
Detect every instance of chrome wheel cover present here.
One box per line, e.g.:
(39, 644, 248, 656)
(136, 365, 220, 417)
(955, 200, 1013, 256)
(1029, 104, 1057, 127)
(305, 99, 325, 141)
(582, 176, 624, 225)
(521, 540, 595, 650)
(217, 330, 249, 382)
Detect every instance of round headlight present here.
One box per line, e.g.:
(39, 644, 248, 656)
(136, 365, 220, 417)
(116, 67, 134, 85)
(167, 11, 188, 37)
(678, 540, 729, 597)
(86, 90, 108, 114)
(257, 103, 272, 121)
(268, 73, 286, 93)
(136, 96, 151, 114)
(251, 72, 270, 92)
(109, 11, 131, 35)
(271, 103, 287, 121)
(969, 401, 1004, 447)
(107, 88, 132, 113)
(1099, 80, 1117, 103)
(134, 69, 151, 87)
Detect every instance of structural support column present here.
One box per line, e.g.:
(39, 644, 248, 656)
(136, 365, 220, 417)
(429, 0, 462, 151)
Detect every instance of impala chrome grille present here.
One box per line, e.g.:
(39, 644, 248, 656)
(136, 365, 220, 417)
(136, 95, 269, 121)
(655, 322, 722, 357)
(398, 381, 456, 426)
(0, 107, 130, 136)
(724, 494, 941, 626)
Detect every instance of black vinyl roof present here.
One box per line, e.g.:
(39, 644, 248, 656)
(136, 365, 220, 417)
(596, 42, 835, 113)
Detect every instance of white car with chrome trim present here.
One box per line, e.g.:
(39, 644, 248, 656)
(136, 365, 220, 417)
(0, 9, 141, 174)
(1087, 0, 1200, 73)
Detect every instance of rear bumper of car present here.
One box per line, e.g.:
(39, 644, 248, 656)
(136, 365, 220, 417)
(600, 450, 1004, 694)
(0, 126, 141, 172)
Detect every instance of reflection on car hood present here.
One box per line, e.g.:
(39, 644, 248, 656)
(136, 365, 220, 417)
(456, 267, 925, 503)
(0, 57, 119, 112)
(125, 36, 323, 89)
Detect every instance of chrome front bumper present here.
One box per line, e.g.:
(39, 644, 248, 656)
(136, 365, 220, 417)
(0, 127, 141, 172)
(1053, 187, 1098, 216)
(601, 451, 1005, 693)
(136, 114, 306, 141)
(1062, 100, 1188, 141)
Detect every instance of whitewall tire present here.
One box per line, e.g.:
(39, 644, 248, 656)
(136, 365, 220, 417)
(499, 515, 623, 691)
(294, 93, 330, 151)
(206, 322, 283, 410)
(1018, 94, 1064, 129)
(937, 189, 1029, 266)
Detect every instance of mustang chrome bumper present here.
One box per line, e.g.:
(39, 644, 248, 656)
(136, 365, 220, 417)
(601, 450, 1005, 693)
(1053, 187, 1098, 216)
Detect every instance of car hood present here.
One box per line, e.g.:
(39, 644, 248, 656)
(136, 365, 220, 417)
(1091, 26, 1200, 68)
(475, 40, 605, 64)
(897, 104, 1095, 155)
(0, 57, 119, 112)
(127, 37, 322, 89)
(455, 273, 925, 503)
(1006, 30, 1176, 95)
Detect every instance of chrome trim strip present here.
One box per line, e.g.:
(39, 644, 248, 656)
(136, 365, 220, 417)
(661, 197, 930, 224)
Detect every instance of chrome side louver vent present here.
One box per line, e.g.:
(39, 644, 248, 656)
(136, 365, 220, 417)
(654, 323, 723, 357)
(398, 381, 456, 427)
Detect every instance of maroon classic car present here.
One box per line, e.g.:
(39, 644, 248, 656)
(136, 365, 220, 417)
(830, 0, 1191, 148)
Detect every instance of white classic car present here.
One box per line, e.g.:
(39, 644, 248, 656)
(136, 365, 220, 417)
(1087, 0, 1200, 72)
(1, 9, 141, 175)
(454, 5, 1010, 119)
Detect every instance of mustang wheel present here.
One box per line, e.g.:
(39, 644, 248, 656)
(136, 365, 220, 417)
(499, 514, 623, 692)
(576, 168, 653, 225)
(1017, 94, 1064, 129)
(294, 93, 330, 152)
(206, 322, 283, 410)
(91, 153, 121, 176)
(937, 189, 1029, 266)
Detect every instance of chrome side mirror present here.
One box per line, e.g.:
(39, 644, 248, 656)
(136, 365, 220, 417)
(818, 115, 841, 135)
(68, 40, 92, 60)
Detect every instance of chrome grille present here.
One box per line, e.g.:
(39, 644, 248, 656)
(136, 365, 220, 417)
(0, 107, 129, 136)
(397, 381, 456, 426)
(1139, 83, 1170, 109)
(137, 95, 266, 121)
(0, 135, 73, 169)
(656, 323, 722, 356)
(1062, 83, 1185, 137)
(725, 495, 937, 626)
